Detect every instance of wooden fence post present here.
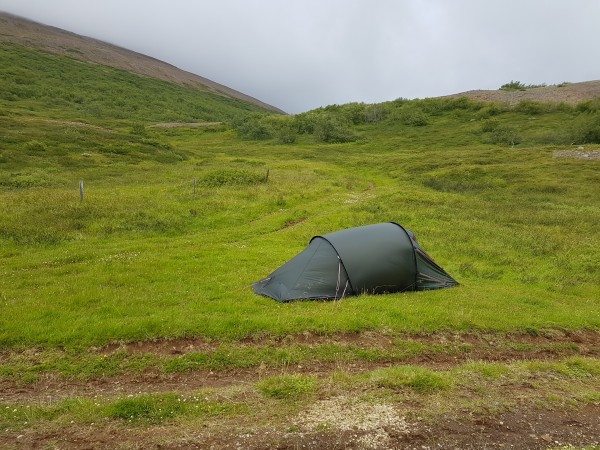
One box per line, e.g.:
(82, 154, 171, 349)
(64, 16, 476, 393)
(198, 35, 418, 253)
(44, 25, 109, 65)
(79, 180, 84, 202)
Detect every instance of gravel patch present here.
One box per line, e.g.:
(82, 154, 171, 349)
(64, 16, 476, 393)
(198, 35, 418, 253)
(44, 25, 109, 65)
(294, 396, 411, 449)
(553, 149, 600, 159)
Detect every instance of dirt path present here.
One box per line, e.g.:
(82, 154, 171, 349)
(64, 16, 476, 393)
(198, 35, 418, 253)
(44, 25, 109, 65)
(2, 330, 599, 404)
(2, 331, 599, 449)
(3, 403, 599, 449)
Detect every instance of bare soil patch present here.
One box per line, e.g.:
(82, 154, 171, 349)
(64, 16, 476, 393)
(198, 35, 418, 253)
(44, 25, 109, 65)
(554, 149, 600, 160)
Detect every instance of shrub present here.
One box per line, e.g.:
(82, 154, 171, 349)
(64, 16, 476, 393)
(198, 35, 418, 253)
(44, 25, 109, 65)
(576, 98, 600, 113)
(391, 107, 429, 126)
(476, 104, 506, 119)
(265, 116, 298, 144)
(480, 119, 500, 133)
(233, 114, 273, 140)
(500, 80, 527, 91)
(514, 100, 548, 115)
(500, 81, 547, 91)
(275, 125, 298, 144)
(535, 130, 571, 146)
(445, 97, 483, 111)
(313, 115, 359, 143)
(343, 103, 388, 125)
(363, 104, 388, 123)
(488, 125, 521, 145)
(293, 113, 317, 134)
(571, 114, 600, 144)
(341, 102, 367, 124)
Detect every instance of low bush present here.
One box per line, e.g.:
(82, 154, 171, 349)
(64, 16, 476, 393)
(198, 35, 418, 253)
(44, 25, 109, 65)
(480, 119, 500, 132)
(514, 100, 549, 115)
(313, 115, 359, 143)
(500, 81, 549, 91)
(488, 125, 521, 145)
(233, 114, 273, 140)
(390, 107, 429, 126)
(570, 114, 600, 143)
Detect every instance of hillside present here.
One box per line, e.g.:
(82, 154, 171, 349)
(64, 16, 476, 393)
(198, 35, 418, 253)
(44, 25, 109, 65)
(0, 12, 284, 114)
(442, 80, 600, 105)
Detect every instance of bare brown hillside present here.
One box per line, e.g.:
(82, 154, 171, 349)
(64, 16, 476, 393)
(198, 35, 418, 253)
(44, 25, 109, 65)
(0, 12, 285, 113)
(442, 80, 600, 105)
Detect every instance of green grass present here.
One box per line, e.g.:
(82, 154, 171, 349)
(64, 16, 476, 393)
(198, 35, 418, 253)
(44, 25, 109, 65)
(0, 43, 599, 350)
(258, 374, 318, 400)
(368, 365, 451, 393)
(0, 391, 245, 429)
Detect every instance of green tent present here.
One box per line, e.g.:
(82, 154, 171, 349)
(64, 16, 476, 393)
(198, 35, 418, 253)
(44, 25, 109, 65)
(253, 222, 458, 302)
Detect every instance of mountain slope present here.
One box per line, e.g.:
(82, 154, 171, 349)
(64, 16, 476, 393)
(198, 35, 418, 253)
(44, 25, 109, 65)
(442, 80, 600, 105)
(0, 12, 284, 114)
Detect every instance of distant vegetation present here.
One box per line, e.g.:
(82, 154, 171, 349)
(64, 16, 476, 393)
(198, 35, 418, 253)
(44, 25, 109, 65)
(234, 94, 600, 147)
(500, 80, 545, 91)
(499, 80, 571, 91)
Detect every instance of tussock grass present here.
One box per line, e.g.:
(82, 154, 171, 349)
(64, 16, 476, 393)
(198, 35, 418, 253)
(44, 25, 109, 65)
(258, 374, 318, 400)
(368, 365, 451, 393)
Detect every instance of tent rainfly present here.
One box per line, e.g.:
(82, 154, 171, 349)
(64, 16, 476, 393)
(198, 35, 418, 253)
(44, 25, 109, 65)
(253, 222, 458, 302)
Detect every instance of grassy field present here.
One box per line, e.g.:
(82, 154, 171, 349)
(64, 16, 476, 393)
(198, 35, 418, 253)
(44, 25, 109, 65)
(1, 42, 599, 448)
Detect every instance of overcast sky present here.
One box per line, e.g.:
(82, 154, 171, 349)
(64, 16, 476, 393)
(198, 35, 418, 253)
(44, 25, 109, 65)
(1, 0, 599, 113)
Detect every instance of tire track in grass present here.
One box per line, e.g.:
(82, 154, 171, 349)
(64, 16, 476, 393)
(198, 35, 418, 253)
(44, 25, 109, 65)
(1, 330, 599, 403)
